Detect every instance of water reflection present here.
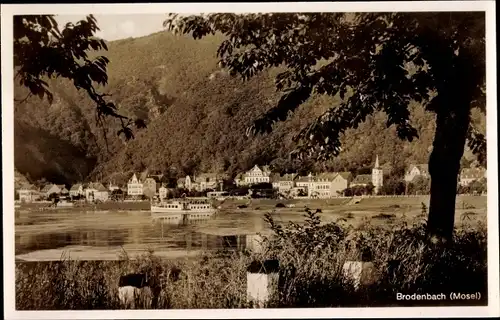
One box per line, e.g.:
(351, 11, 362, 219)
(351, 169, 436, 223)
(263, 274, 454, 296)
(15, 229, 128, 255)
(180, 233, 250, 251)
(152, 215, 212, 226)
(15, 210, 266, 257)
(154, 217, 255, 252)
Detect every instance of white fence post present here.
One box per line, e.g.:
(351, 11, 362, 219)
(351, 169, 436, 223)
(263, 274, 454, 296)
(246, 260, 280, 308)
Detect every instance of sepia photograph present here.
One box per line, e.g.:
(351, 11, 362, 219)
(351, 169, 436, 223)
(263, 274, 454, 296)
(1, 1, 498, 319)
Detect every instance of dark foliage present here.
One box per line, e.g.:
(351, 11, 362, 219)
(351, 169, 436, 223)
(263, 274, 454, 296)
(13, 15, 146, 146)
(165, 12, 486, 241)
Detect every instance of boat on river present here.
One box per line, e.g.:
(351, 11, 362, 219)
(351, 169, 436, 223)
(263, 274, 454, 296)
(151, 197, 217, 221)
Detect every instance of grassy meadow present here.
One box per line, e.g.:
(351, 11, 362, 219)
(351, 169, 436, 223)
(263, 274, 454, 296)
(15, 195, 488, 309)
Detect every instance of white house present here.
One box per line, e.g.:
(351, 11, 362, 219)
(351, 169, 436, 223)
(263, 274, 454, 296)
(85, 182, 109, 202)
(309, 172, 352, 199)
(40, 184, 67, 198)
(404, 164, 429, 183)
(59, 185, 69, 195)
(312, 173, 335, 198)
(18, 184, 40, 203)
(272, 173, 298, 194)
(278, 170, 352, 198)
(459, 167, 487, 186)
(69, 183, 84, 198)
(243, 165, 271, 185)
(127, 173, 144, 196)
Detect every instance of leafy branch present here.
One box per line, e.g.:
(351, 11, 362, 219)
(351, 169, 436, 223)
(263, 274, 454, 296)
(13, 14, 146, 148)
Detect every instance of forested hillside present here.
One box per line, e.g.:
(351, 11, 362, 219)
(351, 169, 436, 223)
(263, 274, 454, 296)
(13, 30, 484, 186)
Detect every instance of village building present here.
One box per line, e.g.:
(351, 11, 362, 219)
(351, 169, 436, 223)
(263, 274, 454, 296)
(272, 173, 298, 194)
(287, 171, 352, 198)
(184, 175, 199, 191)
(143, 176, 162, 197)
(404, 164, 430, 182)
(69, 183, 84, 198)
(268, 172, 280, 186)
(295, 173, 315, 197)
(459, 167, 487, 186)
(243, 165, 272, 185)
(197, 173, 220, 191)
(40, 184, 67, 198)
(350, 155, 384, 188)
(59, 185, 69, 195)
(127, 173, 144, 196)
(85, 182, 109, 202)
(159, 185, 169, 199)
(310, 172, 338, 198)
(178, 173, 227, 191)
(310, 172, 353, 198)
(330, 172, 352, 196)
(350, 174, 373, 188)
(18, 184, 40, 203)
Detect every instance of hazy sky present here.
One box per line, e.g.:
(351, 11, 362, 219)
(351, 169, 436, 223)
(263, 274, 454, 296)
(54, 14, 166, 41)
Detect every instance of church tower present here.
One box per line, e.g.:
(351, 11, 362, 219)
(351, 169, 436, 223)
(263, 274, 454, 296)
(372, 155, 383, 194)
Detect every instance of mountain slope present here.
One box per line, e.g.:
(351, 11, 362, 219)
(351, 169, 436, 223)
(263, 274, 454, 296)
(13, 30, 485, 185)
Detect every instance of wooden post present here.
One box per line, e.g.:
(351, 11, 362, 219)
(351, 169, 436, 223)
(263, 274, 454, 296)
(246, 260, 280, 308)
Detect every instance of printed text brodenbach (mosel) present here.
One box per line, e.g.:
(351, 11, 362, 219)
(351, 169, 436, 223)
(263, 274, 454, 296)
(396, 292, 481, 301)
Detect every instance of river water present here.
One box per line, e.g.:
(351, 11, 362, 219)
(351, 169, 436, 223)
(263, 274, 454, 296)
(14, 196, 486, 261)
(14, 201, 306, 260)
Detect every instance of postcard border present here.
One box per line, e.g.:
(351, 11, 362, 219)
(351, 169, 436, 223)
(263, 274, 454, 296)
(2, 1, 498, 319)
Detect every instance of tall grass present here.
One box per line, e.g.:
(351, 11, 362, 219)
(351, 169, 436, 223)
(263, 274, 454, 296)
(16, 249, 252, 310)
(260, 209, 487, 307)
(16, 210, 487, 309)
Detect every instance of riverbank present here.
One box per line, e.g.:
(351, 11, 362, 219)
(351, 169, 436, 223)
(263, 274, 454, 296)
(16, 194, 486, 211)
(15, 246, 204, 261)
(18, 201, 152, 211)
